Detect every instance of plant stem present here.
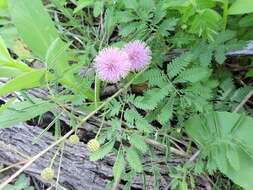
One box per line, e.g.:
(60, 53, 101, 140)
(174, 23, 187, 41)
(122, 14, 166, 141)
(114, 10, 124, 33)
(223, 0, 229, 31)
(0, 141, 31, 160)
(95, 115, 105, 139)
(49, 145, 62, 168)
(0, 160, 29, 174)
(233, 89, 253, 113)
(95, 74, 101, 108)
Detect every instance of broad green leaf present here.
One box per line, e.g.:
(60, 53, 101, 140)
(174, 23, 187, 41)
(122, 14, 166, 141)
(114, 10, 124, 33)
(0, 65, 27, 77)
(90, 140, 115, 161)
(7, 0, 69, 73)
(185, 111, 253, 190)
(0, 24, 19, 50)
(0, 59, 32, 72)
(0, 99, 56, 128)
(0, 70, 52, 96)
(129, 134, 149, 153)
(126, 147, 143, 172)
(73, 0, 93, 14)
(0, 0, 7, 8)
(0, 21, 31, 57)
(0, 35, 12, 61)
(45, 38, 72, 70)
(229, 0, 253, 15)
(0, 37, 37, 77)
(13, 39, 31, 57)
(226, 145, 240, 171)
(113, 149, 125, 182)
(0, 97, 15, 113)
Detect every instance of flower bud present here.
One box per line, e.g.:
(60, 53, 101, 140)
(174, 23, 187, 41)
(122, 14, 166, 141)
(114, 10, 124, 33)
(87, 139, 100, 152)
(69, 134, 79, 145)
(41, 168, 54, 181)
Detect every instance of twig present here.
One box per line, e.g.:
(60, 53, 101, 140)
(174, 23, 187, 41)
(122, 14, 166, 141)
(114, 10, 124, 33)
(0, 141, 31, 160)
(165, 41, 253, 60)
(111, 178, 121, 190)
(55, 143, 65, 190)
(143, 138, 189, 158)
(0, 160, 29, 174)
(233, 89, 253, 113)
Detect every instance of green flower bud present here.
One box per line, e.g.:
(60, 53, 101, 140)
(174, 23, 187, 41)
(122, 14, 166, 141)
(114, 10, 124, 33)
(69, 134, 79, 145)
(87, 139, 100, 152)
(41, 168, 54, 181)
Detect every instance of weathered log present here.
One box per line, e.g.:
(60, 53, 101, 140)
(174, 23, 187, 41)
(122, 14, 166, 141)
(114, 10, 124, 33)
(226, 41, 253, 56)
(0, 124, 172, 190)
(165, 41, 253, 61)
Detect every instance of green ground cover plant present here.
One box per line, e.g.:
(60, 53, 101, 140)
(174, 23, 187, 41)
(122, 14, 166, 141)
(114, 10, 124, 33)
(0, 0, 253, 189)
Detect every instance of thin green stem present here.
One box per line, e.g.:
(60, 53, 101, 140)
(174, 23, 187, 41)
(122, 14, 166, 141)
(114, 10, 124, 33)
(95, 115, 105, 139)
(94, 74, 101, 108)
(223, 0, 229, 31)
(49, 144, 62, 168)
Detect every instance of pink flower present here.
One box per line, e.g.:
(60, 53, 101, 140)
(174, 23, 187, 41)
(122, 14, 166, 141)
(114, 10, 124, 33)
(94, 47, 131, 83)
(123, 40, 151, 71)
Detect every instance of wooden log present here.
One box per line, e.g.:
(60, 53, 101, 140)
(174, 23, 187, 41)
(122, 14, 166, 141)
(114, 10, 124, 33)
(226, 41, 253, 56)
(165, 41, 253, 61)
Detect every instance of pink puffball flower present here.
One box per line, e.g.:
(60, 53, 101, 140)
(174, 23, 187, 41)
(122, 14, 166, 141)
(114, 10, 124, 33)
(123, 40, 151, 71)
(94, 47, 131, 83)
